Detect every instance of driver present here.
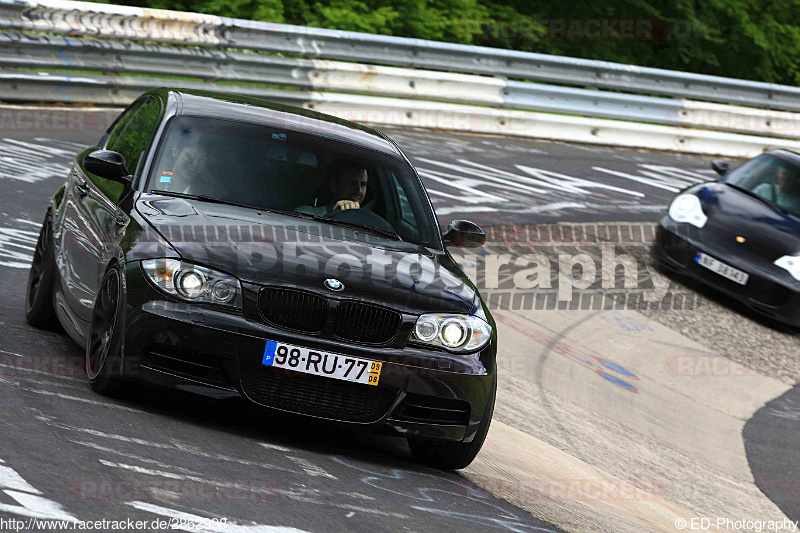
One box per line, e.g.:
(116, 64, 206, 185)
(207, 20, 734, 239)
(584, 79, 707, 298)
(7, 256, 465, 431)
(295, 165, 368, 216)
(157, 128, 224, 198)
(171, 144, 208, 194)
(753, 165, 800, 213)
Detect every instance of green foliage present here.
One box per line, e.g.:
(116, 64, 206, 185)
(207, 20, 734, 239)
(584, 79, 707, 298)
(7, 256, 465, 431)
(86, 0, 800, 86)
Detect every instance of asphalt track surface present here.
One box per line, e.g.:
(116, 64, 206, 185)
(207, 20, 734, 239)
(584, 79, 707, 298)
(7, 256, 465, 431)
(0, 107, 797, 529)
(744, 386, 800, 522)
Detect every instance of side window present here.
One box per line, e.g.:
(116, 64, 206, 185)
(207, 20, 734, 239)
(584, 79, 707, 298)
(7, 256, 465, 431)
(109, 97, 162, 177)
(392, 173, 418, 229)
(100, 99, 144, 149)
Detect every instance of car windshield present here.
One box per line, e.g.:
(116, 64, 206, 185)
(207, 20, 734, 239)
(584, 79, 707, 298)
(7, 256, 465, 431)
(724, 154, 800, 216)
(145, 116, 440, 248)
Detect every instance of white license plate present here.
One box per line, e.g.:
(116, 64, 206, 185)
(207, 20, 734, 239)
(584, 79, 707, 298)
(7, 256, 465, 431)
(262, 340, 382, 386)
(694, 252, 749, 285)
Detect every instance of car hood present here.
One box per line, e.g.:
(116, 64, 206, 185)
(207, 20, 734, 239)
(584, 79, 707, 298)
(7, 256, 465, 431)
(135, 195, 477, 314)
(694, 183, 800, 260)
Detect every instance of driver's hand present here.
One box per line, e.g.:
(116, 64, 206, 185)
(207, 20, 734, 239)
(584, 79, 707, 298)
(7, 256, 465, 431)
(331, 200, 360, 212)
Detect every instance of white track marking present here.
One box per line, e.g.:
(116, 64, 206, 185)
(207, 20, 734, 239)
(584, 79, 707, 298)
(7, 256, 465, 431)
(286, 456, 337, 479)
(515, 201, 588, 214)
(15, 219, 42, 227)
(48, 422, 293, 472)
(417, 169, 509, 203)
(425, 187, 498, 205)
(20, 388, 143, 412)
(107, 462, 405, 518)
(0, 457, 78, 522)
(418, 158, 549, 194)
(0, 225, 37, 268)
(0, 491, 78, 522)
(259, 443, 291, 452)
(0, 138, 81, 183)
(125, 502, 308, 533)
(638, 164, 710, 183)
(592, 166, 706, 192)
(434, 205, 499, 215)
(515, 165, 645, 197)
(98, 460, 278, 494)
(0, 362, 83, 382)
(420, 157, 645, 198)
(68, 440, 203, 474)
(0, 465, 41, 494)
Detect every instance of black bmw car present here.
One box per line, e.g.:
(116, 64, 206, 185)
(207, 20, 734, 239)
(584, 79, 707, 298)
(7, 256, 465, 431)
(24, 88, 496, 469)
(653, 149, 800, 327)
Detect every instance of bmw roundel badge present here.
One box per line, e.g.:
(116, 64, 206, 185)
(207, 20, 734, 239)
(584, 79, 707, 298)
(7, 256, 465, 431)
(324, 278, 344, 291)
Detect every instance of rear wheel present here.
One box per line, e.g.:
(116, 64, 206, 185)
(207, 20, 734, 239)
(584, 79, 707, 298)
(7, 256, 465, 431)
(86, 267, 127, 396)
(25, 211, 56, 326)
(408, 373, 496, 470)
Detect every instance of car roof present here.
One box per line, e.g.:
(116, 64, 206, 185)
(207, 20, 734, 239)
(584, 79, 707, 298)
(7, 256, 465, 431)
(768, 149, 800, 167)
(155, 89, 403, 158)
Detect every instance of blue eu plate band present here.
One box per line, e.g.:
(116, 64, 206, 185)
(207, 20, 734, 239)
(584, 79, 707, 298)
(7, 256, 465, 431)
(262, 340, 277, 366)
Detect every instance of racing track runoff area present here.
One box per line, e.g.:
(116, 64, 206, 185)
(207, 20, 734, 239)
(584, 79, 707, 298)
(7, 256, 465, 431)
(0, 105, 798, 532)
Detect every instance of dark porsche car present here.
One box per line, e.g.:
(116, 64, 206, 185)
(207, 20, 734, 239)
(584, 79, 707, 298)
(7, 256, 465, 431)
(24, 88, 496, 469)
(653, 149, 800, 327)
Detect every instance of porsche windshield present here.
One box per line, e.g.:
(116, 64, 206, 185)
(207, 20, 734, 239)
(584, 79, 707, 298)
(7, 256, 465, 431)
(725, 154, 800, 216)
(146, 116, 440, 248)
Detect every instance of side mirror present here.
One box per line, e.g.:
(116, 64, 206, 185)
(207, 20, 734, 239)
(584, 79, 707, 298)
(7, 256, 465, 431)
(711, 160, 730, 177)
(443, 220, 486, 248)
(84, 150, 131, 185)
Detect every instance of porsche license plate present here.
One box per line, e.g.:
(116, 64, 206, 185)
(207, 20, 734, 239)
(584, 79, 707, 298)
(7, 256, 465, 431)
(694, 252, 749, 285)
(262, 340, 382, 386)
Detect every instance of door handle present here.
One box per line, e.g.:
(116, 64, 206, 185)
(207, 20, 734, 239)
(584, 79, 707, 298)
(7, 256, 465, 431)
(75, 180, 88, 197)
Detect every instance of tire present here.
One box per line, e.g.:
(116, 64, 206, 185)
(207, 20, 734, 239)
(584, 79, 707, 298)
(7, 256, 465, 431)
(408, 373, 497, 470)
(86, 266, 127, 396)
(25, 211, 57, 327)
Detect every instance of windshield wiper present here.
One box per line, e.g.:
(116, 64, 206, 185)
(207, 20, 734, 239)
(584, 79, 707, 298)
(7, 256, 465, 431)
(150, 190, 265, 211)
(150, 191, 402, 240)
(322, 218, 401, 240)
(257, 209, 401, 240)
(724, 183, 793, 215)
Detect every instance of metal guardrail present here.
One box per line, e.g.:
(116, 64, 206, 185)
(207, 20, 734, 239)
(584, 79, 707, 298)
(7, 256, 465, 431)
(3, 31, 800, 139)
(3, 0, 800, 112)
(0, 0, 798, 156)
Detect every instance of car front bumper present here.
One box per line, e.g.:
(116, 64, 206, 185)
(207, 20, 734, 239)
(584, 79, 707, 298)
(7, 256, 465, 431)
(120, 263, 496, 443)
(652, 216, 800, 327)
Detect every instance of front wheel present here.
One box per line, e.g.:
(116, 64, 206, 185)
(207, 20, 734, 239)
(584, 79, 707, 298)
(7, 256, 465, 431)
(408, 373, 496, 470)
(25, 210, 57, 326)
(86, 267, 127, 396)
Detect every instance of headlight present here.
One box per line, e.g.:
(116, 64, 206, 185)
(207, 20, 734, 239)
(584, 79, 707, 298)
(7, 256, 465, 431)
(141, 258, 242, 308)
(668, 194, 708, 228)
(774, 255, 800, 281)
(411, 313, 492, 352)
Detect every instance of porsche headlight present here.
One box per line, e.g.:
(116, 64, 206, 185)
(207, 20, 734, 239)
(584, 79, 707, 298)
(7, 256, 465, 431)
(668, 194, 708, 228)
(411, 313, 492, 353)
(774, 255, 800, 281)
(141, 258, 242, 307)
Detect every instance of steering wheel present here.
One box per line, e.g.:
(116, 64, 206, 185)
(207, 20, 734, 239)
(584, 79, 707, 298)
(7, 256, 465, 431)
(324, 208, 396, 234)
